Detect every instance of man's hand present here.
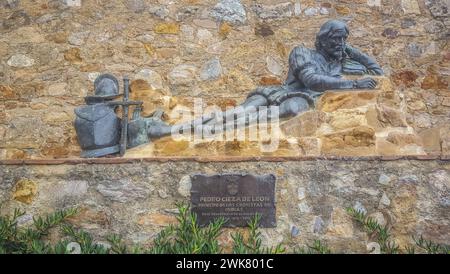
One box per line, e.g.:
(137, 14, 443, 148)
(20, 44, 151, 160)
(354, 77, 378, 89)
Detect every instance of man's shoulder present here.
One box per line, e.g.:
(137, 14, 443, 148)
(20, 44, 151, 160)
(291, 45, 315, 53)
(290, 46, 320, 59)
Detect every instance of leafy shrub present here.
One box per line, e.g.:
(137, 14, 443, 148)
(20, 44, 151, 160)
(346, 207, 449, 254)
(1, 203, 447, 254)
(231, 214, 285, 254)
(0, 208, 78, 254)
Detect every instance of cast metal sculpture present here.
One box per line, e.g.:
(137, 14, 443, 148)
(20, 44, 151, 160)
(144, 19, 383, 138)
(74, 74, 144, 158)
(74, 20, 384, 157)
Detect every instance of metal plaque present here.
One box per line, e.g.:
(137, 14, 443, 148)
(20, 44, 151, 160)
(190, 174, 276, 228)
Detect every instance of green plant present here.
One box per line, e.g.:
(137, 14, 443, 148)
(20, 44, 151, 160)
(0, 207, 78, 254)
(60, 224, 109, 254)
(293, 240, 331, 254)
(231, 214, 285, 254)
(346, 207, 399, 254)
(2, 204, 448, 254)
(413, 235, 450, 254)
(347, 207, 449, 254)
(147, 203, 226, 254)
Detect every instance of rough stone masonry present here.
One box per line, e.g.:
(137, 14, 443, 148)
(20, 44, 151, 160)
(0, 0, 449, 253)
(0, 0, 449, 159)
(0, 158, 449, 252)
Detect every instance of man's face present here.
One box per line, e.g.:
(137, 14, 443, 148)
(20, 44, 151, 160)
(322, 30, 348, 60)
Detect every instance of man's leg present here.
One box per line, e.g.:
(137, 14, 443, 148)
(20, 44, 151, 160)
(279, 97, 310, 118)
(204, 94, 268, 128)
(147, 95, 268, 138)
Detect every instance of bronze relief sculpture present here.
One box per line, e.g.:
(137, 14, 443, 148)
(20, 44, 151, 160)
(144, 20, 383, 138)
(74, 20, 384, 157)
(74, 75, 144, 157)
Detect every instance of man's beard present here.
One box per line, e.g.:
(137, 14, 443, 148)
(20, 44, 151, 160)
(331, 49, 344, 59)
(318, 41, 345, 61)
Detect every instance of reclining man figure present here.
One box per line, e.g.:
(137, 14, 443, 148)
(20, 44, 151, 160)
(146, 20, 384, 139)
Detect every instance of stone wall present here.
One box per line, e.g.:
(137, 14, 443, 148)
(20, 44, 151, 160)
(0, 159, 449, 252)
(1, 0, 449, 159)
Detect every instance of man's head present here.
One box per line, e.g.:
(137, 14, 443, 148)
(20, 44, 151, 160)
(315, 20, 349, 60)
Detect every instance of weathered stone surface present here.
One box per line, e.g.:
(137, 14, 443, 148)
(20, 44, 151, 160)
(0, 85, 17, 100)
(377, 105, 408, 127)
(96, 180, 150, 203)
(7, 54, 35, 68)
(317, 90, 377, 112)
(297, 137, 320, 155)
(0, 1, 448, 160)
(405, 43, 423, 58)
(313, 216, 325, 234)
(43, 111, 71, 126)
(280, 111, 324, 137)
(2, 10, 30, 30)
(210, 0, 247, 25)
(126, 0, 146, 13)
(137, 212, 177, 226)
(319, 7, 329, 15)
(304, 7, 319, 16)
(53, 180, 88, 200)
(426, 0, 450, 18)
(46, 83, 68, 96)
(294, 2, 301, 16)
(328, 109, 366, 130)
(259, 75, 281, 85)
(421, 66, 448, 90)
(178, 175, 192, 197)
(401, 18, 416, 29)
(255, 23, 274, 37)
(419, 126, 442, 153)
(253, 2, 294, 20)
(158, 189, 169, 199)
(154, 23, 180, 34)
(193, 19, 217, 29)
(200, 57, 222, 81)
(379, 192, 391, 207)
(321, 126, 376, 154)
(67, 208, 110, 228)
(384, 132, 423, 154)
(353, 201, 367, 215)
(2, 0, 19, 9)
(168, 65, 197, 87)
(135, 69, 164, 90)
(219, 22, 232, 38)
(197, 28, 215, 45)
(68, 31, 90, 46)
(149, 5, 170, 19)
(327, 207, 354, 238)
(12, 178, 37, 204)
(424, 21, 445, 36)
(153, 138, 190, 155)
(290, 225, 300, 237)
(0, 160, 449, 250)
(298, 201, 311, 213)
(392, 71, 418, 87)
(367, 0, 381, 7)
(401, 0, 421, 14)
(64, 48, 82, 63)
(378, 173, 393, 186)
(382, 28, 400, 39)
(266, 56, 283, 76)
